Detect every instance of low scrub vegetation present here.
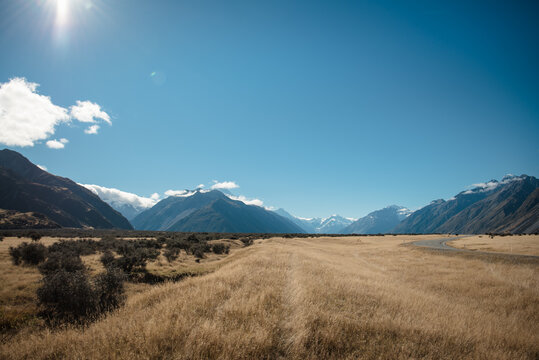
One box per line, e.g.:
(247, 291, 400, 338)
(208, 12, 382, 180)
(2, 231, 242, 329)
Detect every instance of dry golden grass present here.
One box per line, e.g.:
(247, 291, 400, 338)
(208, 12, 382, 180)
(0, 237, 42, 334)
(449, 235, 539, 256)
(1, 234, 537, 359)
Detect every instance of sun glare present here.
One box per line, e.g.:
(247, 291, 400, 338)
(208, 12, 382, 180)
(55, 0, 70, 27)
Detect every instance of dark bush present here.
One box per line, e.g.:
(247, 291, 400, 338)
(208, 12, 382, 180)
(100, 250, 116, 268)
(37, 270, 96, 321)
(37, 267, 126, 322)
(132, 238, 161, 249)
(165, 238, 190, 251)
(187, 234, 199, 242)
(212, 243, 229, 255)
(164, 247, 180, 262)
(28, 231, 42, 242)
(240, 238, 254, 247)
(191, 246, 205, 259)
(113, 247, 160, 273)
(38, 252, 85, 275)
(48, 239, 98, 256)
(99, 236, 123, 250)
(94, 267, 126, 312)
(9, 242, 47, 265)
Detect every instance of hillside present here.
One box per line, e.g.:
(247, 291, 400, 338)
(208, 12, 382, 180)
(0, 149, 132, 229)
(394, 175, 538, 234)
(0, 209, 60, 229)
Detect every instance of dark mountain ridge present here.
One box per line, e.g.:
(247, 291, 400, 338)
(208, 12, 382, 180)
(394, 175, 538, 234)
(0, 149, 132, 229)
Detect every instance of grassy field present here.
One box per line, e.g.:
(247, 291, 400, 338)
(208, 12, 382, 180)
(1, 234, 537, 359)
(448, 235, 539, 256)
(0, 235, 243, 335)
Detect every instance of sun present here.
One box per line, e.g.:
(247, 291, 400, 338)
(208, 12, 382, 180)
(54, 0, 70, 27)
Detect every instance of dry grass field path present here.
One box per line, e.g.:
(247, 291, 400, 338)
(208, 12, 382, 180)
(1, 235, 538, 359)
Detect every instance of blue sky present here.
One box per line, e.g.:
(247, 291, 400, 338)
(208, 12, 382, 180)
(1, 0, 538, 218)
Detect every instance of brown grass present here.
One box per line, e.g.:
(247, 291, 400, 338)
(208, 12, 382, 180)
(0, 237, 43, 335)
(448, 235, 539, 256)
(1, 234, 537, 359)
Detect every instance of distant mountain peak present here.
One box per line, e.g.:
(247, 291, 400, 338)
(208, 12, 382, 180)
(341, 204, 412, 234)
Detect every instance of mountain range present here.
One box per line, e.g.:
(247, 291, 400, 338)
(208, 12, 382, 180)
(394, 175, 538, 234)
(0, 149, 537, 234)
(273, 209, 355, 234)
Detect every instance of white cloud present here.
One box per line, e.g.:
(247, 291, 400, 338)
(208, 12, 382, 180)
(46, 138, 68, 149)
(211, 181, 239, 190)
(0, 77, 70, 147)
(80, 184, 158, 210)
(0, 77, 112, 147)
(70, 100, 111, 124)
(84, 124, 100, 134)
(37, 164, 47, 171)
(462, 175, 524, 195)
(165, 189, 192, 197)
(226, 194, 264, 207)
(196, 184, 205, 189)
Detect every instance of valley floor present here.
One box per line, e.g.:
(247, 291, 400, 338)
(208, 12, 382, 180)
(448, 235, 539, 256)
(1, 235, 538, 359)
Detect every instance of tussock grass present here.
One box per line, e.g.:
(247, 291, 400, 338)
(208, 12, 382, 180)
(1, 235, 538, 359)
(449, 235, 539, 256)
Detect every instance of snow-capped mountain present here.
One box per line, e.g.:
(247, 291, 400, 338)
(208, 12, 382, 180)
(273, 209, 354, 234)
(317, 215, 356, 233)
(340, 205, 412, 234)
(394, 174, 538, 234)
